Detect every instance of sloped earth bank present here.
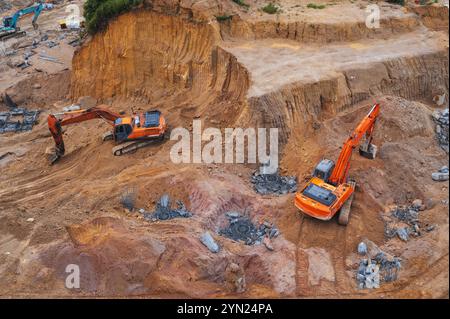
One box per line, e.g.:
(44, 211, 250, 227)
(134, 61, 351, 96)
(0, 1, 448, 298)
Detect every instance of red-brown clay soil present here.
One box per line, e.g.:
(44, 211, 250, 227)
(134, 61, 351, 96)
(0, 0, 448, 298)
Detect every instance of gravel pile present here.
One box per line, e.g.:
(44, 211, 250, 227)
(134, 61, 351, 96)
(432, 108, 449, 154)
(219, 211, 279, 245)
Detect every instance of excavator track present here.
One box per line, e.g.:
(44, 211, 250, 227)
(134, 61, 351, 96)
(337, 181, 356, 226)
(112, 135, 165, 156)
(0, 30, 26, 41)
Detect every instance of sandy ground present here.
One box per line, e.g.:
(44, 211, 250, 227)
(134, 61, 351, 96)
(0, 0, 448, 298)
(225, 29, 448, 97)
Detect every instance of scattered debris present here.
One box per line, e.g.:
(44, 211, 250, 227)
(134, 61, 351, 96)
(382, 200, 433, 240)
(432, 108, 449, 154)
(38, 53, 63, 64)
(357, 259, 380, 289)
(432, 165, 449, 181)
(219, 211, 279, 245)
(200, 231, 220, 253)
(140, 194, 192, 221)
(0, 95, 40, 134)
(356, 240, 401, 289)
(251, 170, 297, 195)
(396, 227, 410, 242)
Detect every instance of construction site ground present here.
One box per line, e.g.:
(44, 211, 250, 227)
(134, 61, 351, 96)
(0, 0, 448, 298)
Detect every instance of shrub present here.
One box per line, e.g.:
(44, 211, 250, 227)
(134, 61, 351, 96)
(232, 0, 250, 8)
(84, 0, 143, 34)
(306, 3, 326, 9)
(262, 3, 280, 14)
(216, 15, 233, 22)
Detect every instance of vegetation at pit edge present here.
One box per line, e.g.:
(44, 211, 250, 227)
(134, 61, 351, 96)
(84, 0, 143, 34)
(262, 3, 280, 14)
(307, 3, 326, 9)
(232, 0, 250, 8)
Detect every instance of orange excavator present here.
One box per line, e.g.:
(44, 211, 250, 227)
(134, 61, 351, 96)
(47, 106, 167, 164)
(294, 103, 380, 225)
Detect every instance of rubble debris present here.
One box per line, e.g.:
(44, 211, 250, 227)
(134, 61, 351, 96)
(432, 108, 449, 154)
(373, 252, 402, 283)
(0, 102, 40, 134)
(432, 166, 449, 181)
(357, 242, 367, 255)
(396, 227, 410, 242)
(356, 241, 401, 288)
(357, 259, 380, 289)
(38, 53, 63, 64)
(200, 231, 220, 253)
(383, 198, 439, 242)
(140, 194, 192, 221)
(219, 211, 279, 245)
(251, 170, 297, 195)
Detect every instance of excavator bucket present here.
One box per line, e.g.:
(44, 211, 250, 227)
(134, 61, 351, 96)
(359, 143, 377, 160)
(49, 153, 61, 165)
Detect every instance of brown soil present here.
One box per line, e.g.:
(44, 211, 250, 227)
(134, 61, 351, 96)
(0, 0, 448, 298)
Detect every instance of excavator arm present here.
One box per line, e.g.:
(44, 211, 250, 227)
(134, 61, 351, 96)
(47, 106, 121, 164)
(328, 103, 380, 186)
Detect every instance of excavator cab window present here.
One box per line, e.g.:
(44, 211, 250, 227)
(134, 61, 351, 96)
(312, 159, 335, 183)
(3, 17, 13, 28)
(114, 124, 132, 142)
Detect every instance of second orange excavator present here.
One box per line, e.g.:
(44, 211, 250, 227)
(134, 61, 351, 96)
(294, 103, 381, 225)
(47, 106, 168, 164)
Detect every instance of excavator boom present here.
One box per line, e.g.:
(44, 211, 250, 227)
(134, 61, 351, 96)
(328, 103, 380, 185)
(294, 103, 381, 224)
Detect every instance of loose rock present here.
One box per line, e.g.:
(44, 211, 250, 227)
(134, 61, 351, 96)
(200, 231, 220, 253)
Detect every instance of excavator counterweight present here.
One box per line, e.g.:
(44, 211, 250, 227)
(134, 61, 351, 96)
(294, 103, 380, 225)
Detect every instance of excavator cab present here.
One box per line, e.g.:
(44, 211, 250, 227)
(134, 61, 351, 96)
(312, 159, 335, 183)
(3, 17, 14, 28)
(114, 119, 132, 142)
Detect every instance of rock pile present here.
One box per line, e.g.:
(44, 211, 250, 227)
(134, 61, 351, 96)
(356, 240, 401, 289)
(432, 108, 449, 154)
(251, 171, 297, 195)
(140, 194, 192, 221)
(383, 200, 436, 242)
(219, 211, 279, 246)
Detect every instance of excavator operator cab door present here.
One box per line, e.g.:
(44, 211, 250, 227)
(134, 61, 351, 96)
(312, 159, 335, 183)
(114, 124, 132, 142)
